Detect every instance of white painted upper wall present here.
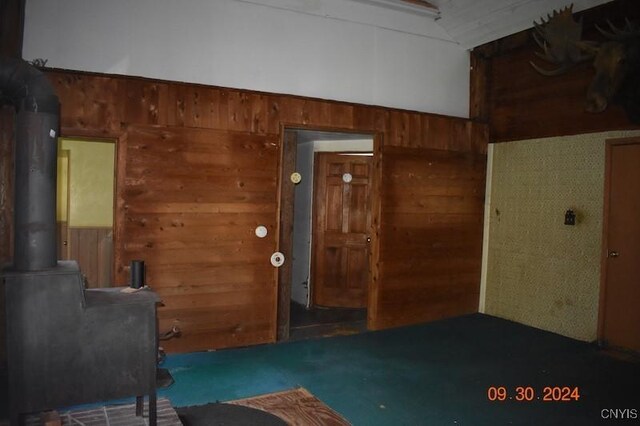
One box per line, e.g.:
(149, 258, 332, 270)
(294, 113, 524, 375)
(23, 0, 470, 117)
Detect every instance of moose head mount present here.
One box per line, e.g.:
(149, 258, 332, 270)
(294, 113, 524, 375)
(530, 4, 640, 123)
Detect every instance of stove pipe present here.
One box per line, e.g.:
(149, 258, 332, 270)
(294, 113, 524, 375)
(1, 57, 59, 271)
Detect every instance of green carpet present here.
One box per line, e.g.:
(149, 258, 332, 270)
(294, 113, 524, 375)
(160, 314, 640, 425)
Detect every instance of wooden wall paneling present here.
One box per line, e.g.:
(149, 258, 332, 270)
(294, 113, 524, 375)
(477, 0, 640, 142)
(425, 115, 452, 151)
(0, 0, 24, 58)
(367, 133, 383, 328)
(0, 105, 14, 370)
(114, 131, 128, 284)
(167, 84, 232, 130)
(68, 227, 113, 288)
(353, 106, 389, 133)
(226, 91, 269, 134)
(279, 96, 308, 127)
(39, 68, 489, 351)
(0, 106, 14, 267)
(122, 125, 279, 352)
(470, 49, 490, 122)
(266, 96, 283, 135)
(227, 91, 252, 133)
(125, 79, 168, 126)
(48, 72, 125, 135)
(373, 146, 486, 329)
(388, 110, 410, 148)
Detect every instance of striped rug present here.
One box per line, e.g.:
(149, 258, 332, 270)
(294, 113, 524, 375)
(229, 387, 350, 426)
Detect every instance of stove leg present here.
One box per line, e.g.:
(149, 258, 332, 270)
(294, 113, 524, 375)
(136, 395, 143, 417)
(149, 390, 157, 426)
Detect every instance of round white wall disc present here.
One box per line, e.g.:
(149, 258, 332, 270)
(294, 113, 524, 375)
(255, 225, 268, 238)
(290, 172, 302, 184)
(270, 252, 285, 267)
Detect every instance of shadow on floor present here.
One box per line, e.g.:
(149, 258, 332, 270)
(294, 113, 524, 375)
(289, 301, 367, 340)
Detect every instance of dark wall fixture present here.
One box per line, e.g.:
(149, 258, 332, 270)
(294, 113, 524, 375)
(1, 57, 162, 425)
(564, 209, 577, 226)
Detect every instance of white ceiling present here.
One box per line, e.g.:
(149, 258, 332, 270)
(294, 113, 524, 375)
(350, 0, 614, 49)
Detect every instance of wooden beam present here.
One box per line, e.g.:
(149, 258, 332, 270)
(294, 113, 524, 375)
(0, 0, 25, 58)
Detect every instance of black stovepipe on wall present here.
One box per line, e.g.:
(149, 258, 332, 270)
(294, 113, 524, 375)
(0, 56, 59, 271)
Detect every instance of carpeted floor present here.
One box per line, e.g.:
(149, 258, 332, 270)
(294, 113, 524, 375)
(161, 314, 640, 426)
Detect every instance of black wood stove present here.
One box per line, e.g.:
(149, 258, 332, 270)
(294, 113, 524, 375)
(1, 57, 162, 425)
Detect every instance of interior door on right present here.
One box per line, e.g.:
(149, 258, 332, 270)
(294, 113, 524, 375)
(312, 153, 372, 308)
(601, 141, 640, 354)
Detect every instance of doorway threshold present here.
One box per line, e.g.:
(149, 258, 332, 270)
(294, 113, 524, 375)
(289, 302, 366, 341)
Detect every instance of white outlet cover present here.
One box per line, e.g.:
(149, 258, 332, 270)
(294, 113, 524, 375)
(270, 251, 285, 267)
(255, 225, 268, 238)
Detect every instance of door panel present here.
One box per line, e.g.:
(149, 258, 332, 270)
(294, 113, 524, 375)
(313, 153, 372, 308)
(602, 141, 640, 353)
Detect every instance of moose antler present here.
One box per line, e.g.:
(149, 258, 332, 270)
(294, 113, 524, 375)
(595, 18, 640, 40)
(530, 4, 594, 76)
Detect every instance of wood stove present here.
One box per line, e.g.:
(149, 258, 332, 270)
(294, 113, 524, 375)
(1, 57, 162, 425)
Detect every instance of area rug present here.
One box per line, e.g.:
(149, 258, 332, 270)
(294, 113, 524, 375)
(229, 387, 351, 426)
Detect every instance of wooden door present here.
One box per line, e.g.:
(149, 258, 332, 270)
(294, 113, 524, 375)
(313, 153, 372, 308)
(600, 140, 640, 354)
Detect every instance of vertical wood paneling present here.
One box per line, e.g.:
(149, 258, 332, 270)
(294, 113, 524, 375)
(0, 0, 23, 58)
(475, 0, 640, 141)
(48, 72, 124, 135)
(68, 227, 113, 288)
(0, 106, 14, 369)
(2, 68, 493, 353)
(353, 106, 389, 133)
(125, 80, 168, 126)
(0, 106, 14, 267)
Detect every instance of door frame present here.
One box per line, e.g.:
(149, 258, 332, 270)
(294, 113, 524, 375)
(597, 136, 640, 346)
(59, 126, 125, 286)
(275, 123, 382, 341)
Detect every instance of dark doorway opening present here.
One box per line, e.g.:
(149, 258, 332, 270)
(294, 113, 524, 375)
(277, 128, 375, 341)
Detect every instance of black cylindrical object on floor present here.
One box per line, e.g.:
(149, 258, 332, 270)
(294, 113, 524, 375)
(131, 260, 145, 288)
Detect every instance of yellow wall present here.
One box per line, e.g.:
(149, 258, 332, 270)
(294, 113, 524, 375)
(58, 139, 115, 227)
(484, 130, 640, 342)
(56, 150, 69, 222)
